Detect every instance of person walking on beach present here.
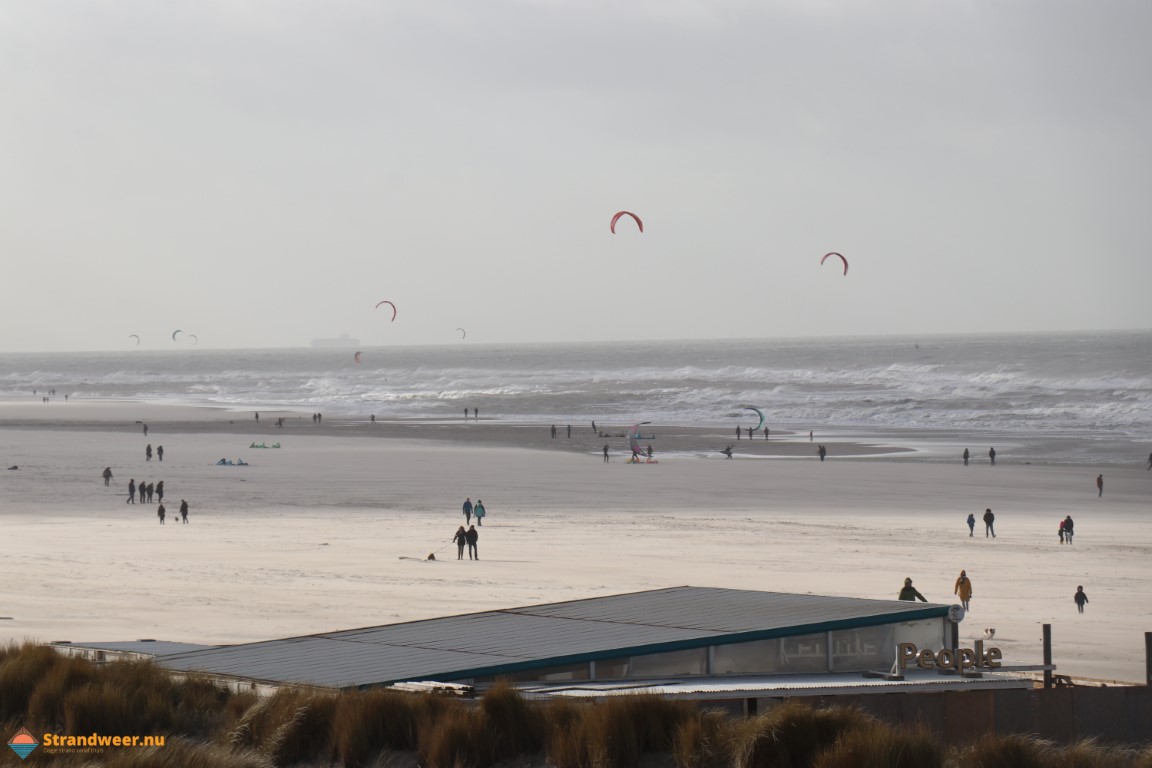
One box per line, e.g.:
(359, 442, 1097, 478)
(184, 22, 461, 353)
(127, 479, 136, 504)
(462, 497, 473, 525)
(102, 467, 113, 486)
(156, 481, 164, 503)
(180, 499, 189, 523)
(722, 445, 733, 459)
(603, 444, 610, 462)
(473, 500, 486, 526)
(138, 481, 146, 504)
(453, 526, 467, 559)
(983, 508, 996, 538)
(157, 503, 166, 525)
(988, 447, 996, 466)
(551, 425, 557, 438)
(736, 426, 741, 440)
(1074, 586, 1089, 614)
(157, 445, 164, 462)
(1096, 474, 1104, 497)
(818, 445, 827, 462)
(145, 444, 152, 462)
(255, 412, 259, 423)
(473, 408, 478, 419)
(898, 578, 927, 602)
(464, 408, 469, 420)
(967, 513, 975, 537)
(747, 426, 754, 440)
(465, 525, 479, 560)
(370, 414, 375, 424)
(809, 430, 813, 441)
(1063, 515, 1074, 544)
(148, 482, 156, 503)
(954, 570, 973, 611)
(962, 448, 969, 466)
(143, 423, 148, 436)
(1058, 518, 1066, 544)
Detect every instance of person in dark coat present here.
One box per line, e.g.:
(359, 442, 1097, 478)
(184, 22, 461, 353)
(462, 497, 473, 525)
(967, 513, 976, 537)
(453, 526, 467, 560)
(898, 578, 927, 602)
(1074, 586, 1089, 613)
(103, 467, 113, 486)
(1063, 515, 1074, 544)
(145, 444, 152, 461)
(157, 445, 164, 462)
(465, 525, 479, 560)
(179, 499, 189, 523)
(983, 508, 996, 538)
(962, 448, 969, 466)
(127, 479, 136, 504)
(157, 504, 166, 524)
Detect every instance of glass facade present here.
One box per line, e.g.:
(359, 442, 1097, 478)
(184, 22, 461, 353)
(473, 618, 947, 683)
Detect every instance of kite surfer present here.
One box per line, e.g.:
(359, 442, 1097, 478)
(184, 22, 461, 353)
(721, 445, 733, 459)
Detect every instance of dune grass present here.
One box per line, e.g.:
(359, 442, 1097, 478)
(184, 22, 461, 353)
(4, 643, 1152, 768)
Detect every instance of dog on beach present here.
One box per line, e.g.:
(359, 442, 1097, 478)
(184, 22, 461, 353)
(983, 628, 995, 640)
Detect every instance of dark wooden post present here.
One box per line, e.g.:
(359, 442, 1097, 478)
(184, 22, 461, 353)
(1145, 632, 1151, 687)
(1043, 624, 1053, 689)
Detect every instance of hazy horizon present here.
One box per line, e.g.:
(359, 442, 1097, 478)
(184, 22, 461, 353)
(3, 1, 1150, 353)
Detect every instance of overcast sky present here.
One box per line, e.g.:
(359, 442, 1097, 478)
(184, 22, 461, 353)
(2, 1, 1150, 352)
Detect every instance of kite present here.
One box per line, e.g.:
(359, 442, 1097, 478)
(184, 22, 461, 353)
(610, 211, 643, 234)
(628, 422, 654, 461)
(743, 406, 765, 431)
(821, 252, 848, 276)
(129, 334, 140, 346)
(189, 334, 199, 345)
(172, 330, 183, 341)
(375, 300, 397, 321)
(456, 328, 466, 339)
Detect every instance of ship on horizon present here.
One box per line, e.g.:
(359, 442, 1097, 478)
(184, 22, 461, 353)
(311, 333, 360, 348)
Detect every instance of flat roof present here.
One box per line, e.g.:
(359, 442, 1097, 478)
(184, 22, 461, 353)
(159, 587, 949, 690)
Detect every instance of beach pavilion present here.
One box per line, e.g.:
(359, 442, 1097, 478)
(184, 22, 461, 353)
(59, 586, 1031, 709)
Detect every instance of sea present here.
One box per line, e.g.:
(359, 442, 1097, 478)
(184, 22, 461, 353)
(3, 330, 1150, 466)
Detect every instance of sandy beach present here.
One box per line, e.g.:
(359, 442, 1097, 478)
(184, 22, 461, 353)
(2, 399, 1150, 684)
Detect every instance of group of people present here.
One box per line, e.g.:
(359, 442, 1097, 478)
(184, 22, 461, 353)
(966, 509, 996, 538)
(961, 447, 997, 466)
(1057, 515, 1076, 544)
(145, 443, 164, 461)
(454, 497, 488, 560)
(463, 408, 479, 419)
(461, 497, 487, 526)
(158, 499, 190, 524)
(735, 426, 770, 440)
(901, 571, 1088, 614)
(125, 477, 165, 505)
